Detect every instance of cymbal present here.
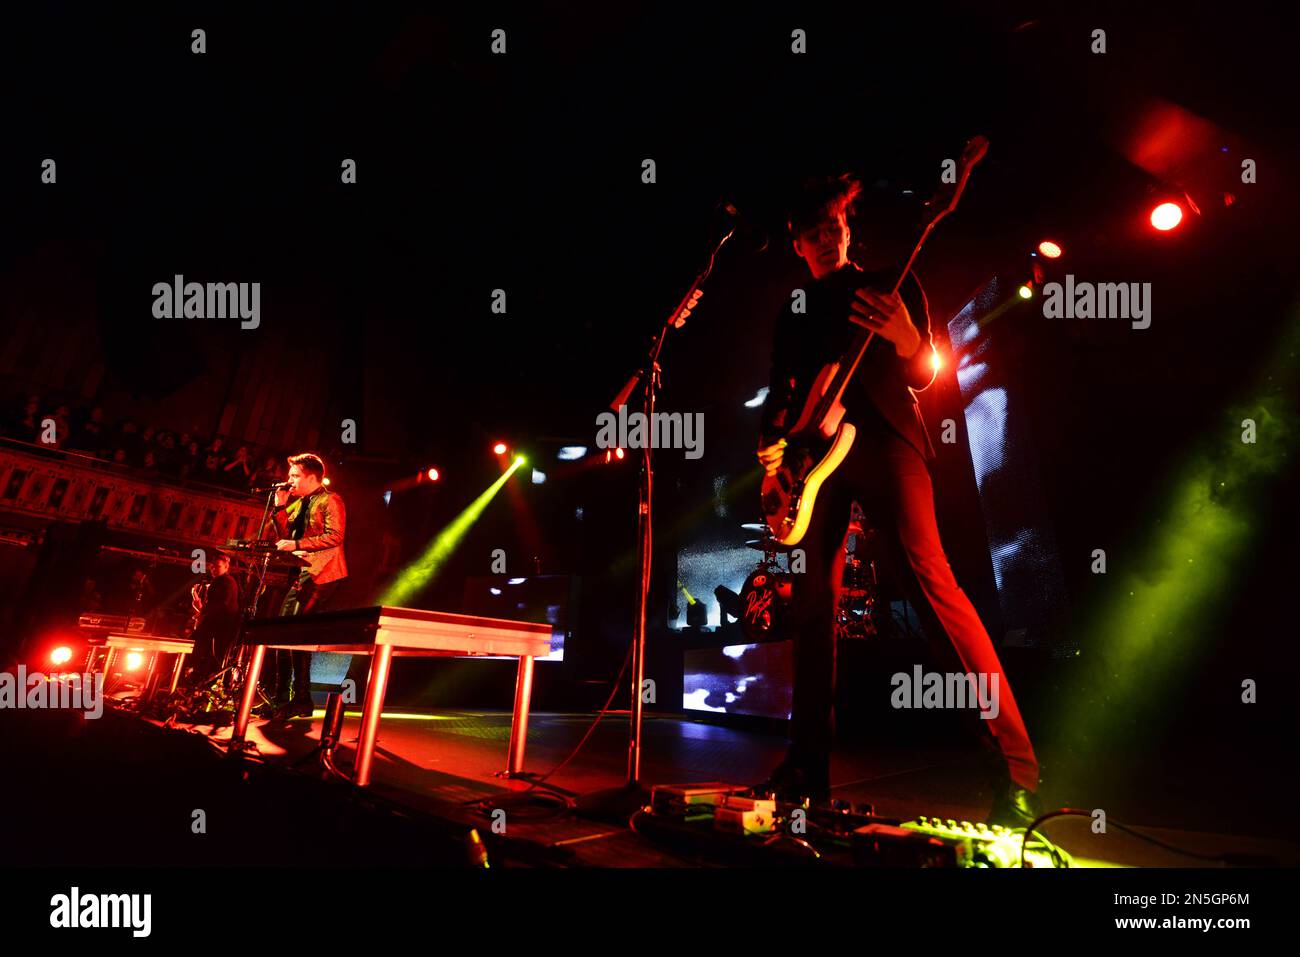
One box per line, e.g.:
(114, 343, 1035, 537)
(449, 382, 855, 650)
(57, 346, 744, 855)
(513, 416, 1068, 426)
(745, 538, 792, 552)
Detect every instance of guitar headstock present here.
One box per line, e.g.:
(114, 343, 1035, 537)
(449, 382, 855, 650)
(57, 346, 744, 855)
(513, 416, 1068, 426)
(924, 135, 990, 218)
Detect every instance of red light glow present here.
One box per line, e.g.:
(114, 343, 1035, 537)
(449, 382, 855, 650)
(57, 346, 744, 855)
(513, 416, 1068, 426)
(1037, 240, 1062, 259)
(1150, 202, 1183, 231)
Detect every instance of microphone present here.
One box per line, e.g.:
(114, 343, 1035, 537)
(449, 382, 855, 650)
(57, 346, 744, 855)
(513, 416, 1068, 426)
(251, 482, 290, 493)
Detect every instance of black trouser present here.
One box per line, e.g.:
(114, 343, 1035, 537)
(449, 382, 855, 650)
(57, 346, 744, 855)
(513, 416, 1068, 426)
(189, 615, 240, 681)
(786, 423, 1039, 790)
(269, 573, 342, 704)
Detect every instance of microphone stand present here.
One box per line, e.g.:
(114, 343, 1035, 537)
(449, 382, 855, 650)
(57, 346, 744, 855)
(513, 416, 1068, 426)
(245, 488, 280, 619)
(578, 220, 735, 820)
(225, 487, 279, 723)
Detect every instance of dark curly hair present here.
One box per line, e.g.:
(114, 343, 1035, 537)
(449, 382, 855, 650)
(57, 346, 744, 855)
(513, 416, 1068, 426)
(787, 173, 863, 236)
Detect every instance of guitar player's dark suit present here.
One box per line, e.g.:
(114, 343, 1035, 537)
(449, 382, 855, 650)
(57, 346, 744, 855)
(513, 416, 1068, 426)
(760, 261, 1039, 792)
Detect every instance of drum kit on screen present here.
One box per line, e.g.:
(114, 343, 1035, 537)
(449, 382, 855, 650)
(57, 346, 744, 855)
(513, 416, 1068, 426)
(737, 502, 882, 644)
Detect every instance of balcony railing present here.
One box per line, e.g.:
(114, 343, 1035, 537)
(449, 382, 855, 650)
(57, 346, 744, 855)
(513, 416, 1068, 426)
(0, 437, 269, 545)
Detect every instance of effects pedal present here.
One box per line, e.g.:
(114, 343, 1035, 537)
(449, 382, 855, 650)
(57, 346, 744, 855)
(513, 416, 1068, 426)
(713, 795, 777, 835)
(650, 782, 750, 817)
(901, 816, 1060, 868)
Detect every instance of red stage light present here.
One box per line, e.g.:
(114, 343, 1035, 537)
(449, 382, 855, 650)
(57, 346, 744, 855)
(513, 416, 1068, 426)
(615, 447, 626, 460)
(930, 350, 943, 372)
(493, 442, 508, 456)
(1037, 240, 1062, 259)
(50, 646, 74, 667)
(125, 652, 145, 672)
(1150, 202, 1183, 231)
(426, 468, 440, 482)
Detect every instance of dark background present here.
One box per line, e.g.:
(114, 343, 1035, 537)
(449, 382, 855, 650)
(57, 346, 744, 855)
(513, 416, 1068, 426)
(2, 4, 1297, 793)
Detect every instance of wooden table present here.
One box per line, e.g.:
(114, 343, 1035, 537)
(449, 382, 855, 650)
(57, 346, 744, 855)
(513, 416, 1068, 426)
(235, 606, 554, 785)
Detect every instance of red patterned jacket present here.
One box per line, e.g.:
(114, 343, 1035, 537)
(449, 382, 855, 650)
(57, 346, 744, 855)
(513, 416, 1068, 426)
(268, 486, 348, 584)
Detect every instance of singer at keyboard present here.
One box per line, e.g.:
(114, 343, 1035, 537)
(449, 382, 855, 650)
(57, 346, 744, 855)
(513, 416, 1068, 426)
(262, 452, 348, 719)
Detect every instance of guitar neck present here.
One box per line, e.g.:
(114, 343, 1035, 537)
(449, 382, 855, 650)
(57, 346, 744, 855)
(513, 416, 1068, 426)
(810, 262, 908, 425)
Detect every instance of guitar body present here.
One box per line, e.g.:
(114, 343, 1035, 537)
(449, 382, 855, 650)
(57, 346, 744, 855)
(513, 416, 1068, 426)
(761, 362, 857, 546)
(185, 581, 208, 637)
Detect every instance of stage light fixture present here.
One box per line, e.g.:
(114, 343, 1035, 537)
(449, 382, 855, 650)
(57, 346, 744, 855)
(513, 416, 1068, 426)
(1017, 284, 1034, 299)
(50, 646, 73, 666)
(1150, 202, 1183, 231)
(1037, 240, 1062, 259)
(615, 447, 626, 460)
(426, 468, 440, 482)
(125, 652, 145, 671)
(493, 442, 508, 456)
(930, 350, 943, 372)
(557, 446, 587, 461)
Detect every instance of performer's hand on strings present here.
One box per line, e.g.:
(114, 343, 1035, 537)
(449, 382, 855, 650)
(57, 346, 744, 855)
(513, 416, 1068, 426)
(850, 287, 922, 357)
(757, 437, 787, 476)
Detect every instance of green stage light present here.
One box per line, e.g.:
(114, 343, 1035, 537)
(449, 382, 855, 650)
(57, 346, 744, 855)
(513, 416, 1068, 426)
(1055, 311, 1298, 750)
(380, 456, 527, 605)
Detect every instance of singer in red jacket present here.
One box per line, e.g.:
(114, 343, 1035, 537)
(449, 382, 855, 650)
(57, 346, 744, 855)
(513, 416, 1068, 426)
(263, 452, 347, 718)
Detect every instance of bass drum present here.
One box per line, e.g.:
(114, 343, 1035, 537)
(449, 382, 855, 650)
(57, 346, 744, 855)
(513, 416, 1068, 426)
(738, 564, 792, 642)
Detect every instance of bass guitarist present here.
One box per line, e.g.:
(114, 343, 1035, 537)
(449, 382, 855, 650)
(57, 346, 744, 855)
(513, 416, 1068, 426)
(754, 174, 1041, 825)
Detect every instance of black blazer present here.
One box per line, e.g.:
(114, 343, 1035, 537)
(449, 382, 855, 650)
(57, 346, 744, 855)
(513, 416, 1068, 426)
(760, 262, 937, 459)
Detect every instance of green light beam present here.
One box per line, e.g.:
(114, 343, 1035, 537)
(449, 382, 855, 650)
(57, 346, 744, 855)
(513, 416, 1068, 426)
(1055, 310, 1298, 750)
(380, 457, 526, 606)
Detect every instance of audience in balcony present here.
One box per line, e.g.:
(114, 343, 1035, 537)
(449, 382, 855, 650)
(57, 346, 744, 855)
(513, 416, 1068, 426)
(1, 391, 292, 494)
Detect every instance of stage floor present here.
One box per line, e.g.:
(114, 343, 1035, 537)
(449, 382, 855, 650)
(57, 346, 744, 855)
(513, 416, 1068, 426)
(163, 705, 1296, 868)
